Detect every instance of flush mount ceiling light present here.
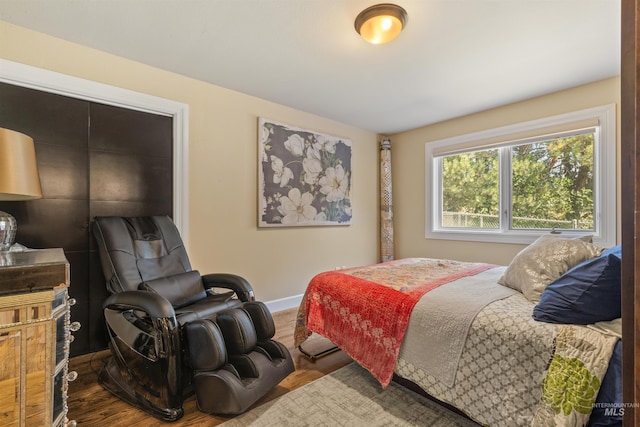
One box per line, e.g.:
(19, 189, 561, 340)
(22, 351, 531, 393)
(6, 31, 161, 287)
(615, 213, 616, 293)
(354, 3, 408, 44)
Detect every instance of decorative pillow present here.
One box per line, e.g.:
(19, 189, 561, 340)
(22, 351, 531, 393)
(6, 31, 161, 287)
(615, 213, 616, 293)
(588, 340, 622, 426)
(139, 270, 206, 308)
(576, 234, 594, 243)
(533, 245, 621, 324)
(498, 234, 601, 302)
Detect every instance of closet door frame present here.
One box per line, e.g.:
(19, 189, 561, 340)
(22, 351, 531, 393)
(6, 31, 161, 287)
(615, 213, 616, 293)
(0, 59, 189, 243)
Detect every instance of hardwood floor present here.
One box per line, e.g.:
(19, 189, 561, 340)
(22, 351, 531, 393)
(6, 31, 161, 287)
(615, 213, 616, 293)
(67, 308, 352, 426)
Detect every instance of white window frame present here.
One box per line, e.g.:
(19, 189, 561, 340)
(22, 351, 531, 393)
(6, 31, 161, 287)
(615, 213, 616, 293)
(425, 104, 616, 247)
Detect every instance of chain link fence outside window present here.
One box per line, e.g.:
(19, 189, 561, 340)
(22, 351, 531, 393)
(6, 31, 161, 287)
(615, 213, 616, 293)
(442, 212, 592, 230)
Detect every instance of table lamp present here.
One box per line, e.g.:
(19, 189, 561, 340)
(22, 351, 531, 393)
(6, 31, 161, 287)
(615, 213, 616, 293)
(0, 128, 42, 251)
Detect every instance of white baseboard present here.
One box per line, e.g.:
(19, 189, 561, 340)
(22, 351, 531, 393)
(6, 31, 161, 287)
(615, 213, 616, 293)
(264, 294, 303, 313)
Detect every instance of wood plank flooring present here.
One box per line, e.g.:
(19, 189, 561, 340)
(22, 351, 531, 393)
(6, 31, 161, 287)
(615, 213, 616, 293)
(67, 308, 352, 426)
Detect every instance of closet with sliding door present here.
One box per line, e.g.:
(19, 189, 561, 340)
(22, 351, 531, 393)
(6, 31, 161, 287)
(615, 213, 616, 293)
(0, 81, 174, 356)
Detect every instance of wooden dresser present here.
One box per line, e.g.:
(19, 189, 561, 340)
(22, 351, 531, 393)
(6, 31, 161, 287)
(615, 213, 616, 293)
(0, 248, 77, 426)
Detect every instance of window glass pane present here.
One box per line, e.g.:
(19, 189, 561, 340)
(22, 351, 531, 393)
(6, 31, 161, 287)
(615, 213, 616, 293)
(511, 134, 594, 230)
(441, 149, 499, 229)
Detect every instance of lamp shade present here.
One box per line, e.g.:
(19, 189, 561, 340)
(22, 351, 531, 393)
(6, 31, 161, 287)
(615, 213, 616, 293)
(0, 128, 42, 200)
(355, 3, 408, 44)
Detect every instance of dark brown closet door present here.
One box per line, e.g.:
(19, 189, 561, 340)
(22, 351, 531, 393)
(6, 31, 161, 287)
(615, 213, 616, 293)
(0, 82, 173, 356)
(0, 82, 91, 354)
(87, 103, 173, 352)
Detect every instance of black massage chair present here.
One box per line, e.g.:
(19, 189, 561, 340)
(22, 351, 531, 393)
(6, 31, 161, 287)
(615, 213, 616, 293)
(92, 215, 294, 421)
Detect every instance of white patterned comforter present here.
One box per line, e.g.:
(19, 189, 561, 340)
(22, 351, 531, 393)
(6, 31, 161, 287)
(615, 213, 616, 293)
(395, 285, 618, 426)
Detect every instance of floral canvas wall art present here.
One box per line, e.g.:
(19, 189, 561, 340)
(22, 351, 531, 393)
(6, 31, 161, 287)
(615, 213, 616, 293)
(259, 118, 352, 227)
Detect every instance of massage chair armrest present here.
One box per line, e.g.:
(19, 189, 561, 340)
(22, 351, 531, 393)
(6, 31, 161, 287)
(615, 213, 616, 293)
(104, 290, 177, 319)
(202, 273, 255, 302)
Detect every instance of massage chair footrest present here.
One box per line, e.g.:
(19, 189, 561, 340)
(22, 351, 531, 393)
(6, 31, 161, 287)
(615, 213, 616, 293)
(185, 307, 294, 414)
(192, 350, 293, 414)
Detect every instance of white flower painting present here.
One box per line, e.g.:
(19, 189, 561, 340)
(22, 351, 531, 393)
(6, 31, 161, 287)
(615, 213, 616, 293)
(259, 118, 352, 227)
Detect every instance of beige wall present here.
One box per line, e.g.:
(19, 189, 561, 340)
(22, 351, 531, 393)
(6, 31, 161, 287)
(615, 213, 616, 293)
(390, 77, 621, 266)
(0, 21, 621, 301)
(0, 22, 380, 304)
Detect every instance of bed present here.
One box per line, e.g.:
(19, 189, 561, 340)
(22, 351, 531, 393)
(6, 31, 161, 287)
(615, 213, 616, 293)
(294, 236, 623, 427)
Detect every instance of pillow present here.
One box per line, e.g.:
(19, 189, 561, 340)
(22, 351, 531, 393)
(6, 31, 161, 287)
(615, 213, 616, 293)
(139, 270, 206, 308)
(533, 245, 621, 324)
(498, 234, 601, 302)
(588, 340, 622, 426)
(575, 234, 594, 243)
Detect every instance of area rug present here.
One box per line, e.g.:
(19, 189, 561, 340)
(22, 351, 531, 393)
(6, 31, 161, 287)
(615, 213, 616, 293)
(220, 363, 479, 426)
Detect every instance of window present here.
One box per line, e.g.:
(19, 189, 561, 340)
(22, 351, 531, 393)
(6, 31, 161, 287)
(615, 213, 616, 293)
(426, 104, 616, 247)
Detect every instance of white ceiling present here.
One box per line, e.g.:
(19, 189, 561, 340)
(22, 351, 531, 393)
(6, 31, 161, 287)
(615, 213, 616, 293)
(0, 0, 621, 134)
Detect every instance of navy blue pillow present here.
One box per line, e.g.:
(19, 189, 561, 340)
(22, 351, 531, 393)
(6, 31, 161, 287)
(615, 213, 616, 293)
(588, 340, 623, 426)
(533, 245, 621, 324)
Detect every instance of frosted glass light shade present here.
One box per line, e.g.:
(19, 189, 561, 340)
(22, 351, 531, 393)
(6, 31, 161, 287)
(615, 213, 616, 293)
(355, 4, 408, 44)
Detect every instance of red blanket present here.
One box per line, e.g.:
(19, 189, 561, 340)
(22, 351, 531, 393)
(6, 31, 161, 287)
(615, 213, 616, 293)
(294, 258, 495, 386)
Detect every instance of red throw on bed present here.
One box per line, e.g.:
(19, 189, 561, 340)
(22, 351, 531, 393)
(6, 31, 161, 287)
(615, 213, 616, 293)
(294, 258, 496, 387)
